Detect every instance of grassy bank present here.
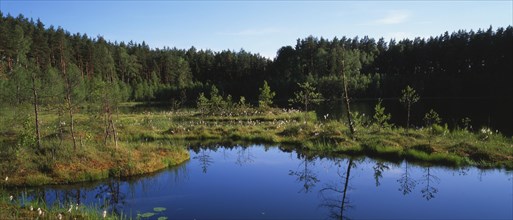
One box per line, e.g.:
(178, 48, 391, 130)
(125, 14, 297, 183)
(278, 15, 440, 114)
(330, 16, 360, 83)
(1, 106, 512, 189)
(118, 108, 513, 169)
(0, 106, 190, 188)
(1, 107, 512, 219)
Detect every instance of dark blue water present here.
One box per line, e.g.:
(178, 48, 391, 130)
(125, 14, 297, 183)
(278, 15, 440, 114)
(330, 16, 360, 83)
(12, 145, 513, 219)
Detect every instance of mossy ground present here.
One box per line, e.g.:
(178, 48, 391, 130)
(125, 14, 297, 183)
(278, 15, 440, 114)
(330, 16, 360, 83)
(114, 108, 513, 169)
(1, 106, 512, 219)
(1, 106, 512, 188)
(0, 106, 190, 188)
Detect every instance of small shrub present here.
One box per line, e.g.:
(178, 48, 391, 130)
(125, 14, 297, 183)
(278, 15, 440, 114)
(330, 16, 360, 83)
(350, 111, 370, 131)
(373, 99, 391, 130)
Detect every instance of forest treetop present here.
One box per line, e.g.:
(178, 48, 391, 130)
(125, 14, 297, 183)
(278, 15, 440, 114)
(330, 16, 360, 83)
(1, 12, 511, 106)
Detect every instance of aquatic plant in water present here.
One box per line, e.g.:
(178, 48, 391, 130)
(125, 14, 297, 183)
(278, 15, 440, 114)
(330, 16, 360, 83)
(153, 207, 166, 212)
(138, 212, 155, 218)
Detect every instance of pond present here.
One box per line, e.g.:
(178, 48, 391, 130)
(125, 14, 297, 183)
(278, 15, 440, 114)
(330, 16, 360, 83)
(11, 145, 513, 219)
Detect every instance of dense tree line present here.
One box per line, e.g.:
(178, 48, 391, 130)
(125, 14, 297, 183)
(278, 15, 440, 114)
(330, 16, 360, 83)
(271, 28, 512, 100)
(1, 12, 511, 109)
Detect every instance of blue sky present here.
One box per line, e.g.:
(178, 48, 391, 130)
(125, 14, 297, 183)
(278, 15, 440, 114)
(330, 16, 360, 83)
(1, 1, 511, 58)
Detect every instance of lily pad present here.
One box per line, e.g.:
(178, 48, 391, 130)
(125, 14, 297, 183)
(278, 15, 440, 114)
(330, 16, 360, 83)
(157, 217, 168, 220)
(137, 212, 155, 218)
(153, 207, 167, 212)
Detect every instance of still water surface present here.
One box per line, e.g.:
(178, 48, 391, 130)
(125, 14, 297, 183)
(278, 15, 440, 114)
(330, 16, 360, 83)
(16, 145, 513, 219)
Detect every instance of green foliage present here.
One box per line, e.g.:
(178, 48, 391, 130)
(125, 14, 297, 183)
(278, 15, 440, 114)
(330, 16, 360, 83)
(399, 85, 420, 130)
(153, 207, 166, 212)
(235, 96, 251, 114)
(424, 109, 442, 143)
(432, 124, 449, 135)
(17, 115, 36, 149)
(196, 92, 209, 115)
(40, 67, 64, 106)
(258, 80, 275, 109)
(209, 85, 224, 112)
(399, 85, 420, 108)
(373, 99, 391, 130)
(424, 109, 441, 127)
(350, 111, 370, 131)
(2, 65, 32, 105)
(289, 82, 322, 112)
(137, 212, 155, 218)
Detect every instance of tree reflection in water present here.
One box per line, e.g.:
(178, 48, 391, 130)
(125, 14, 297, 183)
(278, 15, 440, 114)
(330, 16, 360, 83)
(372, 161, 390, 187)
(289, 153, 319, 193)
(94, 179, 125, 214)
(397, 161, 417, 195)
(193, 149, 213, 173)
(236, 146, 255, 166)
(420, 166, 440, 201)
(319, 158, 355, 220)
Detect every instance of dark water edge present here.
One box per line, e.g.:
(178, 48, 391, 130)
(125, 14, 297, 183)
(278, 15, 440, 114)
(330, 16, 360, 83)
(121, 97, 513, 136)
(7, 145, 512, 219)
(317, 97, 513, 136)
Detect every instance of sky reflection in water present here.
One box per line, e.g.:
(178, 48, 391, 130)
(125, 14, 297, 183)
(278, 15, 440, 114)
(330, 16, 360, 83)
(20, 145, 513, 219)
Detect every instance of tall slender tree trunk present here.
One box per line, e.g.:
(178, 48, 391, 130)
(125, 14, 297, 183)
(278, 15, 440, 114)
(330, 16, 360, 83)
(61, 42, 77, 151)
(104, 105, 110, 146)
(111, 114, 118, 149)
(67, 91, 77, 151)
(104, 105, 118, 148)
(304, 93, 309, 124)
(406, 103, 411, 132)
(341, 59, 355, 137)
(31, 71, 42, 149)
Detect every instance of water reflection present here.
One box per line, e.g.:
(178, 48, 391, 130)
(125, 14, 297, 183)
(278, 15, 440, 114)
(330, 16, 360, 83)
(7, 145, 512, 219)
(94, 179, 125, 214)
(397, 161, 417, 195)
(320, 158, 355, 220)
(193, 150, 213, 173)
(420, 167, 440, 201)
(372, 161, 390, 187)
(289, 153, 319, 193)
(235, 147, 255, 166)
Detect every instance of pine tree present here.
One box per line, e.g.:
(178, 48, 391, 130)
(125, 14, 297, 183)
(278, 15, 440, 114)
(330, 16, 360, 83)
(258, 80, 275, 109)
(399, 85, 420, 131)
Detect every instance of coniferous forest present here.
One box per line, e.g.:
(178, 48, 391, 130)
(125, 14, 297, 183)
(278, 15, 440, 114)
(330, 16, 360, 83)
(1, 10, 513, 220)
(1, 13, 511, 107)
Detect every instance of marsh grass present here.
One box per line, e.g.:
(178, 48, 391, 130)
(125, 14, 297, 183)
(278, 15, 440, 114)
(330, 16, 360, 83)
(1, 106, 512, 190)
(132, 108, 512, 169)
(1, 106, 512, 219)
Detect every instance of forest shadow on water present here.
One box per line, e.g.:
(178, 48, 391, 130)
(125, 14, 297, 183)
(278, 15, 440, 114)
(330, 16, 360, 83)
(7, 144, 512, 219)
(315, 97, 513, 136)
(124, 97, 513, 136)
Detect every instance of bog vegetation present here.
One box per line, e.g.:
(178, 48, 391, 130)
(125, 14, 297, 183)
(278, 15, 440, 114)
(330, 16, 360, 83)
(0, 12, 512, 219)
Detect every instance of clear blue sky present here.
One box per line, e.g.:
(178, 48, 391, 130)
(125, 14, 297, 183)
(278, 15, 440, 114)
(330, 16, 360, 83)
(1, 1, 511, 58)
